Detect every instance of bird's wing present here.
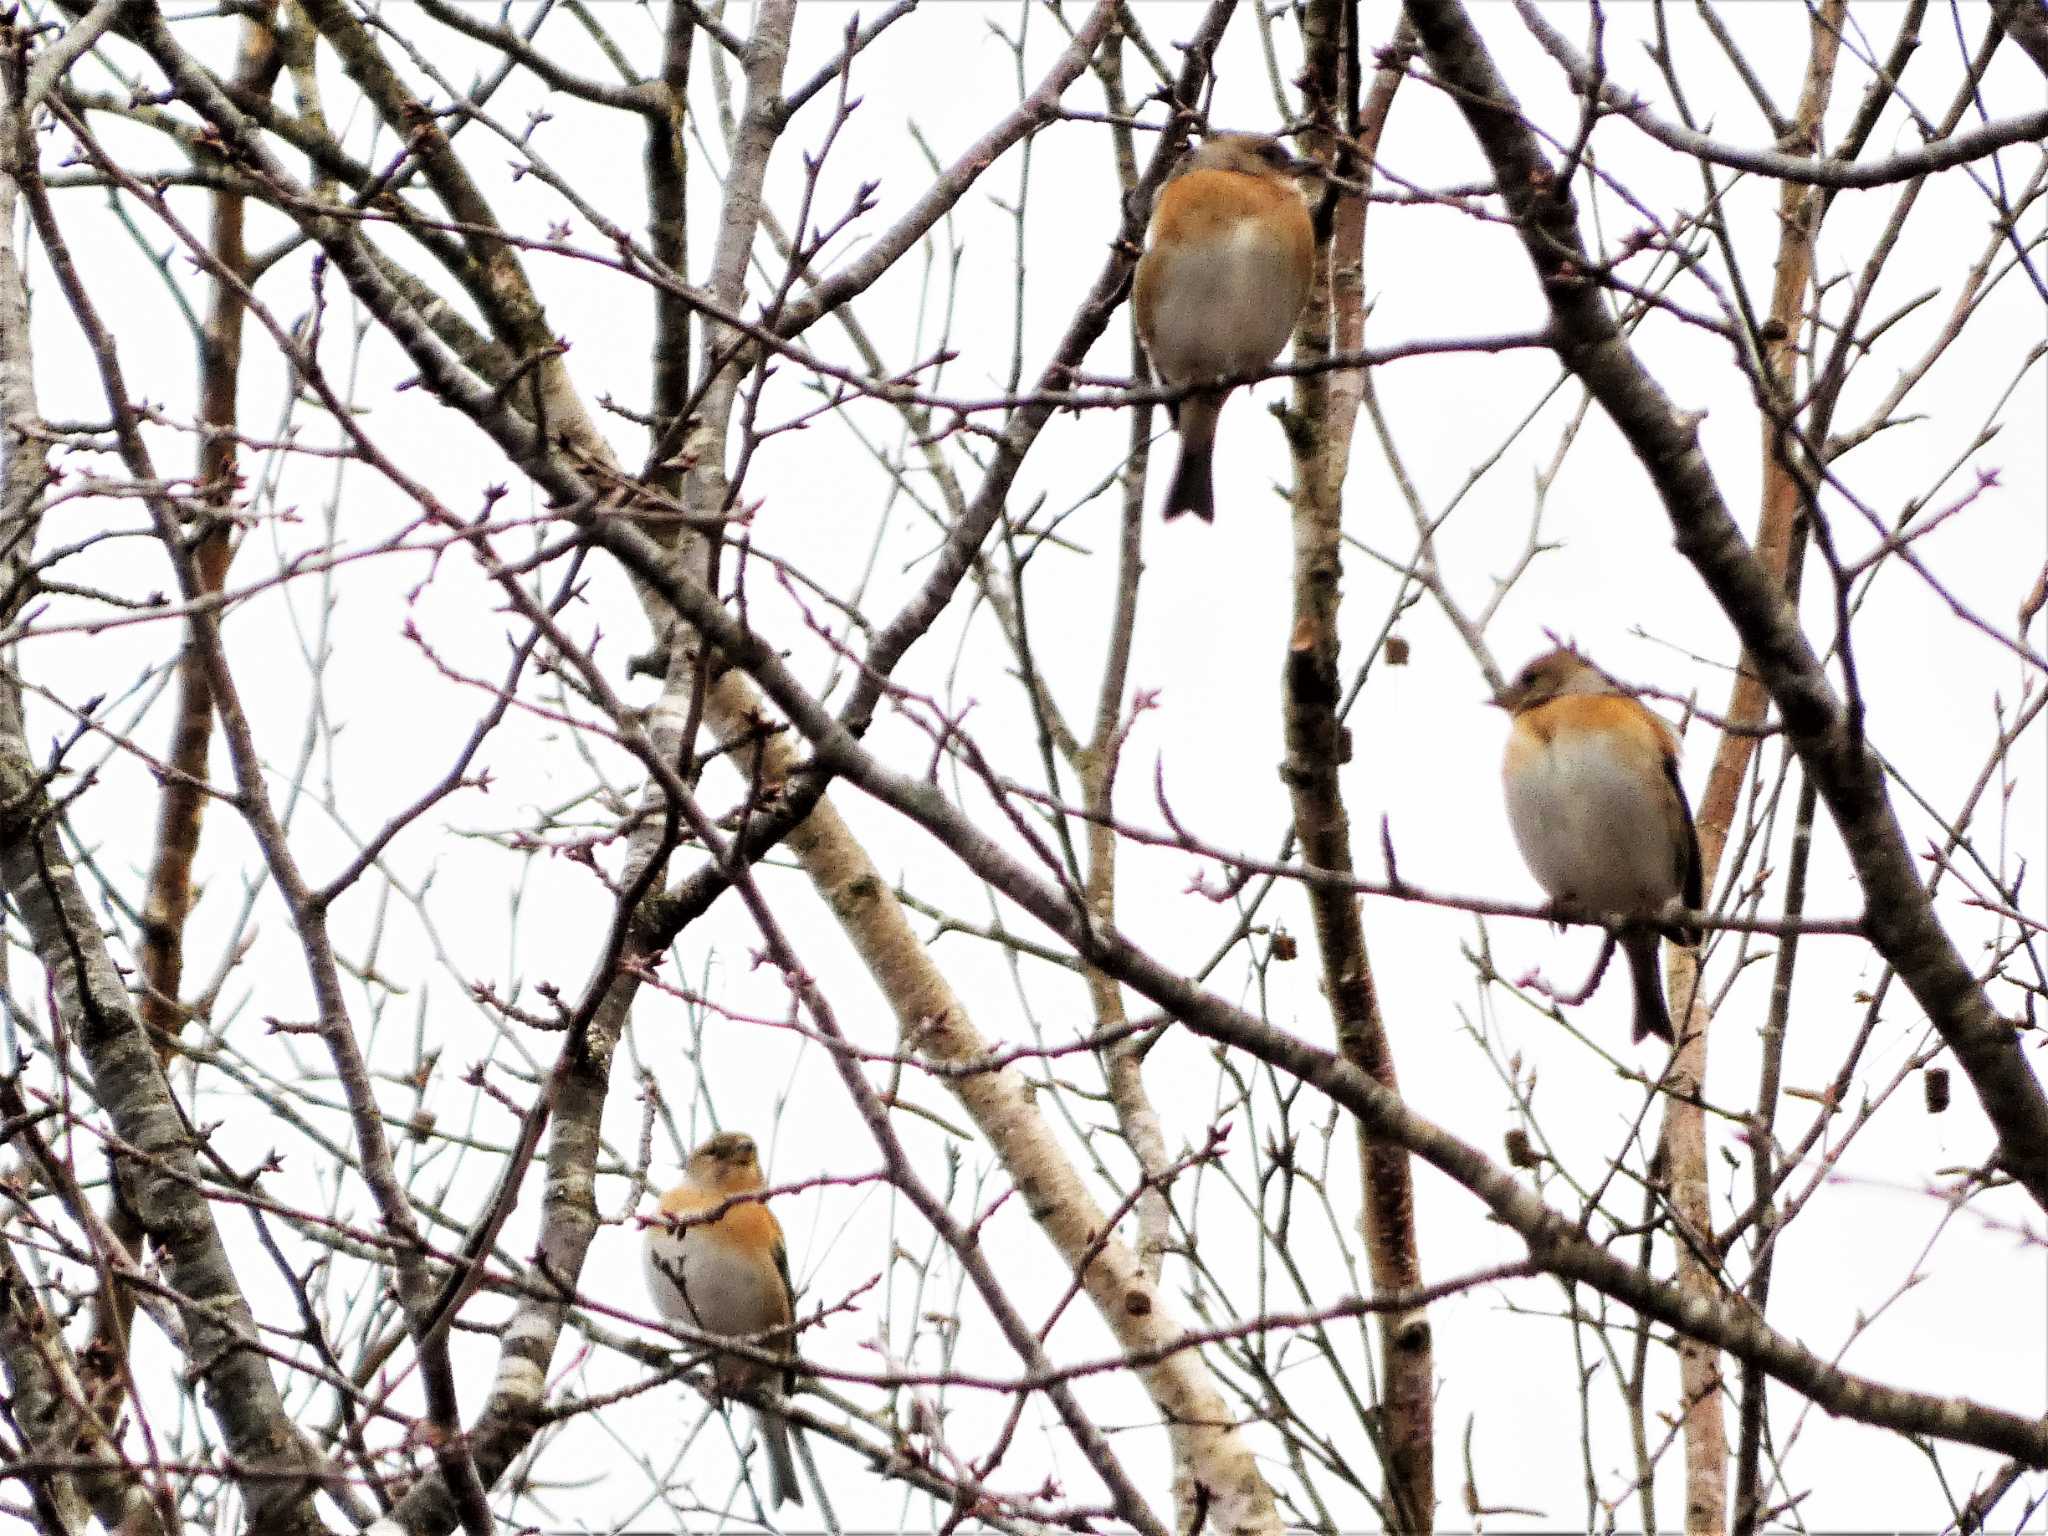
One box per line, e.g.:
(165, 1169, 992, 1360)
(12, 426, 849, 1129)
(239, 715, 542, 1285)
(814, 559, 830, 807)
(772, 1231, 799, 1391)
(1664, 751, 1704, 941)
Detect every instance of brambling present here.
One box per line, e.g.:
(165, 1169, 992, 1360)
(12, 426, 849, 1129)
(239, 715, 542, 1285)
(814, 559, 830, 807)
(1496, 647, 1703, 1043)
(1133, 131, 1314, 521)
(644, 1131, 805, 1508)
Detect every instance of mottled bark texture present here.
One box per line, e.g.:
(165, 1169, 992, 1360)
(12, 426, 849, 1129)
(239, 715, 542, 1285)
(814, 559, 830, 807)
(95, 8, 283, 1449)
(0, 28, 323, 1530)
(1283, 3, 1434, 1527)
(0, 1236, 98, 1536)
(0, 742, 327, 1535)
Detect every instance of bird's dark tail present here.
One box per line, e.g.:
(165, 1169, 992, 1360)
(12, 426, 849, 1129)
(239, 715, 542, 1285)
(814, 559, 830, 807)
(757, 1405, 804, 1508)
(1162, 391, 1223, 521)
(1163, 447, 1214, 521)
(1622, 928, 1675, 1044)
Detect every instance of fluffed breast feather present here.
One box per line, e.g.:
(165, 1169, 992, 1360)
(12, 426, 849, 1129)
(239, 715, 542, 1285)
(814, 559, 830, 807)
(646, 1188, 793, 1387)
(655, 1184, 784, 1256)
(1504, 693, 1695, 923)
(1505, 692, 1679, 764)
(1145, 166, 1312, 249)
(1135, 170, 1313, 382)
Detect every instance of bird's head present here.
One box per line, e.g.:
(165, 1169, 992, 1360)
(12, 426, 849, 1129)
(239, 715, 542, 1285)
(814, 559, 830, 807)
(1494, 646, 1612, 714)
(686, 1131, 766, 1194)
(1180, 131, 1314, 185)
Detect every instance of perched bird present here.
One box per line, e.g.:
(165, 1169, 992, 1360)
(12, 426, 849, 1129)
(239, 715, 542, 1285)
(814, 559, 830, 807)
(1133, 131, 1315, 521)
(1496, 647, 1703, 1043)
(645, 1131, 805, 1508)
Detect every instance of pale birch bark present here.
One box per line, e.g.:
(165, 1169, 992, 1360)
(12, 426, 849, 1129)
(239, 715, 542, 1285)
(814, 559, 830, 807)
(0, 36, 327, 1534)
(6, 1, 2039, 1526)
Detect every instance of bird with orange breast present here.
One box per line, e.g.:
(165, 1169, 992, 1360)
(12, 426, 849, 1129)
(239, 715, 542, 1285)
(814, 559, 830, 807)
(1496, 647, 1703, 1043)
(1134, 131, 1315, 521)
(645, 1131, 805, 1508)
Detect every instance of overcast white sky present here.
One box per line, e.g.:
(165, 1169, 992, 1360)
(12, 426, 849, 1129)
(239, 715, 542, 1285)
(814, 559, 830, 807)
(9, 0, 2047, 1528)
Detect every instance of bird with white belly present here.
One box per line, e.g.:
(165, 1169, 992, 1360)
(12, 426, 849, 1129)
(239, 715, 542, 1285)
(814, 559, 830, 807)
(644, 1131, 806, 1508)
(1496, 647, 1703, 1043)
(1133, 131, 1315, 521)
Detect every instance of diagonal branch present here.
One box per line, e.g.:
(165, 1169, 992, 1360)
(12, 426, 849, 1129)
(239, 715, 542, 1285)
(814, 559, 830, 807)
(586, 512, 2048, 1471)
(1511, 2, 2048, 190)
(1399, 0, 2048, 1213)
(0, 28, 327, 1533)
